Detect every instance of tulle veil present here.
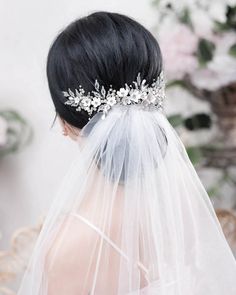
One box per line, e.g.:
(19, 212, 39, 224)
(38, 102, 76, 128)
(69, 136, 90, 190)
(17, 103, 236, 294)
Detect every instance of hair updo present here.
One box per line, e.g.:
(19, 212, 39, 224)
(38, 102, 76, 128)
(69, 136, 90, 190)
(46, 11, 163, 129)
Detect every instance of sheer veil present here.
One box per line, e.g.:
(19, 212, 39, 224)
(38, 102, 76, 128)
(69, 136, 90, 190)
(17, 104, 236, 294)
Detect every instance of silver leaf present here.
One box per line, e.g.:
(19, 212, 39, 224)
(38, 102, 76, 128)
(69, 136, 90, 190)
(68, 88, 75, 97)
(95, 80, 100, 91)
(62, 91, 69, 97)
(101, 86, 106, 97)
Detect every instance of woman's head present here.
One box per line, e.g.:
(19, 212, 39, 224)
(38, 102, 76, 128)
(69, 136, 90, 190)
(47, 11, 163, 135)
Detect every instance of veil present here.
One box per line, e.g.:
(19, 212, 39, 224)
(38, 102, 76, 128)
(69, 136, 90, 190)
(17, 104, 236, 294)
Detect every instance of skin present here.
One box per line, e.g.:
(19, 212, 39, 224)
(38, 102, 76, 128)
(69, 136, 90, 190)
(58, 117, 81, 141)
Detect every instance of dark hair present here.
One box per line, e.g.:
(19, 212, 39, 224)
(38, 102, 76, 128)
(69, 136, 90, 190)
(46, 11, 163, 129)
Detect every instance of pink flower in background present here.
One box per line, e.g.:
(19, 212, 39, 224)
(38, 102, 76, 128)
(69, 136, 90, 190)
(191, 8, 215, 39)
(214, 32, 236, 55)
(155, 0, 236, 90)
(158, 22, 198, 80)
(0, 116, 8, 146)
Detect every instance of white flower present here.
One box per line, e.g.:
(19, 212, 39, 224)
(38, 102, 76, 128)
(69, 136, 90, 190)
(84, 106, 90, 112)
(158, 0, 192, 12)
(74, 96, 80, 104)
(117, 88, 129, 97)
(208, 1, 227, 23)
(226, 0, 236, 5)
(214, 32, 236, 56)
(103, 104, 111, 111)
(191, 32, 236, 90)
(146, 93, 157, 104)
(98, 104, 111, 113)
(191, 55, 236, 90)
(0, 116, 8, 146)
(157, 0, 232, 33)
(130, 90, 141, 102)
(91, 97, 101, 107)
(81, 97, 91, 107)
(122, 96, 132, 105)
(107, 95, 117, 106)
(190, 8, 214, 39)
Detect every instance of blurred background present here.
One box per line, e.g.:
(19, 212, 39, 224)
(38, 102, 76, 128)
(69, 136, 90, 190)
(0, 0, 236, 293)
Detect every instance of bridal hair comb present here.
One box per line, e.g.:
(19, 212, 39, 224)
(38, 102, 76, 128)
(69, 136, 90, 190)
(62, 71, 165, 120)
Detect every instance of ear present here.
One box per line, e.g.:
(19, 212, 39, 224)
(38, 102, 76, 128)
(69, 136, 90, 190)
(62, 128, 68, 136)
(65, 122, 81, 138)
(58, 117, 68, 136)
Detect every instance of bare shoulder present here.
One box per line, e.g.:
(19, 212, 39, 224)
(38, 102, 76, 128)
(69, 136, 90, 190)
(45, 213, 99, 268)
(44, 214, 98, 294)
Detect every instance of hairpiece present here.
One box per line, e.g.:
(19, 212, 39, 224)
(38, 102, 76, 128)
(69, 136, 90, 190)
(62, 71, 165, 120)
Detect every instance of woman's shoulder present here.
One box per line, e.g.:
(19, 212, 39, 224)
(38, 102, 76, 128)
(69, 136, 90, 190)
(44, 213, 98, 293)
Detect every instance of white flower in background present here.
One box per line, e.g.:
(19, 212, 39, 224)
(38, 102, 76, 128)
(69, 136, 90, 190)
(158, 20, 198, 80)
(156, 0, 236, 89)
(209, 55, 236, 81)
(160, 0, 236, 16)
(198, 0, 236, 24)
(157, 0, 236, 28)
(191, 32, 236, 90)
(214, 32, 236, 55)
(0, 116, 8, 146)
(226, 0, 236, 5)
(157, 0, 195, 13)
(207, 1, 228, 23)
(190, 8, 215, 39)
(191, 55, 236, 90)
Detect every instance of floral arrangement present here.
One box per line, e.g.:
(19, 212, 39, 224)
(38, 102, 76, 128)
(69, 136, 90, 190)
(0, 110, 33, 159)
(153, 0, 236, 202)
(154, 0, 236, 89)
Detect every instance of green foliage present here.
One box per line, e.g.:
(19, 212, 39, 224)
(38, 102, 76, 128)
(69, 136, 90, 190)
(186, 146, 203, 165)
(215, 5, 236, 31)
(229, 43, 236, 57)
(166, 79, 188, 89)
(184, 113, 212, 131)
(0, 110, 33, 158)
(151, 0, 160, 5)
(226, 5, 236, 29)
(207, 172, 235, 198)
(179, 8, 192, 26)
(168, 114, 184, 127)
(207, 186, 219, 198)
(197, 38, 216, 65)
(168, 113, 204, 165)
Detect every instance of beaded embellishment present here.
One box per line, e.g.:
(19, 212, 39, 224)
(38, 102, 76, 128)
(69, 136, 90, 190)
(62, 71, 165, 120)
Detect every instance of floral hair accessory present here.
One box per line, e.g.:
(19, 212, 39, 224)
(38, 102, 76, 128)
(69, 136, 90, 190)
(62, 71, 166, 120)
